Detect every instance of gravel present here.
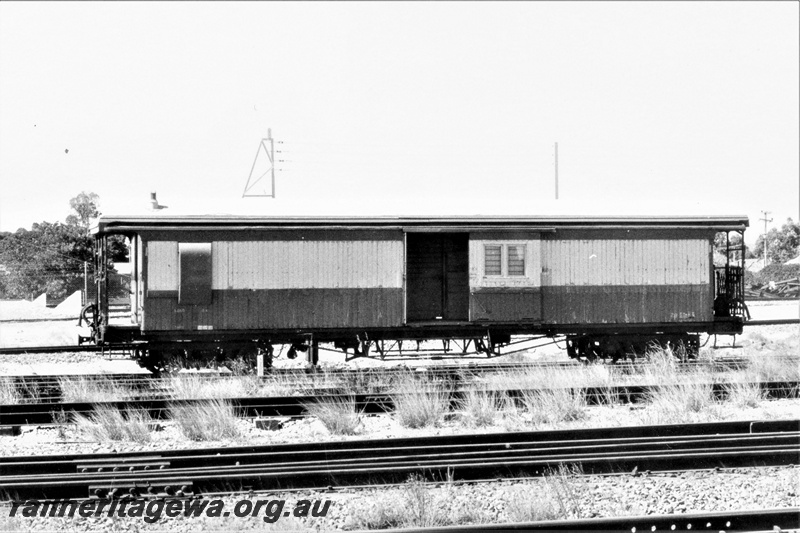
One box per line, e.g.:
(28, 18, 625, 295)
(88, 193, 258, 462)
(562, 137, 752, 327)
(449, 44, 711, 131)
(3, 398, 799, 457)
(1, 318, 797, 531)
(1, 466, 797, 531)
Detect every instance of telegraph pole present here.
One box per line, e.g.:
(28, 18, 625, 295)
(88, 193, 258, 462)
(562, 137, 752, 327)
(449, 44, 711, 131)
(759, 210, 772, 267)
(554, 142, 559, 200)
(83, 261, 88, 306)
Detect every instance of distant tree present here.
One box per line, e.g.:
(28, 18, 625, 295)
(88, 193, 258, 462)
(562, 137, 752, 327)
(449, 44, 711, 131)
(713, 231, 748, 262)
(752, 219, 800, 265)
(0, 192, 128, 301)
(0, 222, 92, 300)
(65, 191, 100, 229)
(64, 191, 127, 263)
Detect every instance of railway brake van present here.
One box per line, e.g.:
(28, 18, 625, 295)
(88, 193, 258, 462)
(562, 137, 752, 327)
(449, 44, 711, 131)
(87, 216, 748, 372)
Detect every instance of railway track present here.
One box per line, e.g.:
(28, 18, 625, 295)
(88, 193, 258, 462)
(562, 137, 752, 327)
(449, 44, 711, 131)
(1, 380, 798, 427)
(3, 353, 795, 396)
(1, 419, 797, 500)
(389, 507, 800, 532)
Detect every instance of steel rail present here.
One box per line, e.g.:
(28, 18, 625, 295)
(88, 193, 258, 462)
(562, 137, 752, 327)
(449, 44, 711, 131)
(3, 354, 793, 391)
(1, 354, 778, 381)
(0, 420, 796, 500)
(744, 318, 800, 326)
(2, 381, 797, 427)
(379, 507, 800, 532)
(0, 344, 142, 355)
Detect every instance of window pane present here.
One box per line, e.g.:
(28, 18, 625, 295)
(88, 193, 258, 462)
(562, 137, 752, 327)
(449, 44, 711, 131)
(507, 245, 525, 276)
(484, 245, 502, 275)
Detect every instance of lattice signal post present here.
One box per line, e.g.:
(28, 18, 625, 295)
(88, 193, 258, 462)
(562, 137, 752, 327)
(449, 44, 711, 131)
(243, 129, 276, 198)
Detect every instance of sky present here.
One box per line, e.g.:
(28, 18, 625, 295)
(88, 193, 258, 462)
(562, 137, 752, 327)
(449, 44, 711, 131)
(0, 1, 797, 246)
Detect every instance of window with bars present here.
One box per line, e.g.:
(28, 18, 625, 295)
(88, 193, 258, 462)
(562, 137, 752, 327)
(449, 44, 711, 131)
(483, 244, 526, 277)
(507, 245, 525, 276)
(484, 245, 502, 275)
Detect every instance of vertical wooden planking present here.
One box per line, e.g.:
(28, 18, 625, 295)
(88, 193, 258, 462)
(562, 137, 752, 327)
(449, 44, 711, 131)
(211, 238, 403, 289)
(541, 237, 711, 288)
(146, 241, 178, 291)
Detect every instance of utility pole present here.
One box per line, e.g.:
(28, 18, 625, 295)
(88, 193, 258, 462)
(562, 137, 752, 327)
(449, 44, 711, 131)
(83, 261, 88, 306)
(554, 142, 559, 200)
(759, 210, 773, 267)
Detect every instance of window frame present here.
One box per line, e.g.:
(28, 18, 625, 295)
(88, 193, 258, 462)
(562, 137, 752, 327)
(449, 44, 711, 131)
(483, 243, 527, 278)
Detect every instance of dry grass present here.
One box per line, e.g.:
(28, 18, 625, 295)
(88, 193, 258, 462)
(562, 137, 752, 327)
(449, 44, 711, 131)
(73, 406, 152, 443)
(347, 492, 405, 530)
(640, 378, 721, 424)
(304, 394, 363, 435)
(458, 388, 501, 427)
(401, 476, 448, 528)
(170, 399, 241, 441)
(484, 364, 618, 391)
(743, 354, 800, 382)
(51, 409, 70, 440)
(15, 378, 43, 403)
(499, 393, 528, 432)
(519, 387, 586, 426)
(344, 476, 449, 529)
(168, 372, 323, 399)
(724, 380, 765, 408)
(0, 379, 21, 404)
(506, 465, 585, 522)
(638, 345, 682, 384)
(391, 373, 451, 429)
(58, 376, 132, 403)
(168, 374, 262, 400)
(331, 368, 388, 395)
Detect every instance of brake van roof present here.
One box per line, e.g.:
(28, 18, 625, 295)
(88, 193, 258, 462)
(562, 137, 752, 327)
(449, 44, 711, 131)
(94, 215, 749, 235)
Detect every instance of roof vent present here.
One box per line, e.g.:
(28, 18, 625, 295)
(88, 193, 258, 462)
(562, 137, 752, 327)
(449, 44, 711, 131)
(150, 192, 168, 210)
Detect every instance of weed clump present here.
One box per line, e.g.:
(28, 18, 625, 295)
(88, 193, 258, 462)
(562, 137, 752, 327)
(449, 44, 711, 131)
(641, 379, 719, 424)
(304, 394, 363, 435)
(391, 373, 450, 429)
(520, 387, 586, 426)
(458, 388, 501, 427)
(170, 399, 241, 441)
(168, 374, 262, 400)
(724, 380, 765, 408)
(59, 376, 131, 403)
(506, 465, 586, 522)
(0, 379, 21, 404)
(74, 406, 152, 443)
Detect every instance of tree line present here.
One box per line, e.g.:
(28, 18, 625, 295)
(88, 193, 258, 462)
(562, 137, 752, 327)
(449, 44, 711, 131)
(715, 219, 799, 265)
(0, 192, 127, 301)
